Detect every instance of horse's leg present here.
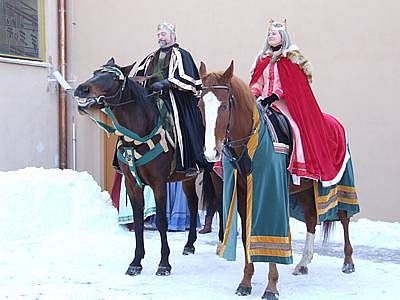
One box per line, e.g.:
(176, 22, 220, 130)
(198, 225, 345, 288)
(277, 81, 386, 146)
(338, 209, 355, 273)
(292, 185, 317, 276)
(182, 178, 198, 255)
(235, 217, 254, 296)
(210, 171, 224, 245)
(261, 263, 280, 300)
(152, 181, 172, 275)
(235, 179, 254, 296)
(124, 175, 146, 276)
(199, 170, 216, 234)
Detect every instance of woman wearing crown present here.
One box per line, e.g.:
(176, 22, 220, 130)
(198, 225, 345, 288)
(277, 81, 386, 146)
(250, 20, 349, 186)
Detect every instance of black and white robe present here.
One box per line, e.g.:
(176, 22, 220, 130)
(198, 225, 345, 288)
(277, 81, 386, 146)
(135, 44, 205, 171)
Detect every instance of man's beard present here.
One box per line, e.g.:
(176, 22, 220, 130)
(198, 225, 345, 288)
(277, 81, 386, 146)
(158, 39, 168, 48)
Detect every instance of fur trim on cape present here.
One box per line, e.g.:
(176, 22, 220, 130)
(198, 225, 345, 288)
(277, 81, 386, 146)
(285, 50, 313, 83)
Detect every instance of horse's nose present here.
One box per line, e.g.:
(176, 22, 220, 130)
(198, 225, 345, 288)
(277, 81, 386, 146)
(74, 84, 90, 98)
(204, 147, 220, 162)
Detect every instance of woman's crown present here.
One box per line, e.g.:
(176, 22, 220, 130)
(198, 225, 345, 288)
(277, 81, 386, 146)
(268, 19, 288, 32)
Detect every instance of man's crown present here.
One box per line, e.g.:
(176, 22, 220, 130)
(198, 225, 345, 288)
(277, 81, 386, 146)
(157, 22, 176, 33)
(268, 19, 288, 32)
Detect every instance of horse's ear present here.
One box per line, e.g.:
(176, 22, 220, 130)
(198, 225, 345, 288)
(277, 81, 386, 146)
(222, 60, 234, 82)
(199, 61, 207, 78)
(121, 62, 136, 77)
(106, 57, 115, 66)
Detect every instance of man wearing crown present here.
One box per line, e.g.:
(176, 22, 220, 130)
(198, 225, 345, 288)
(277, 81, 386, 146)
(134, 22, 205, 175)
(250, 20, 348, 187)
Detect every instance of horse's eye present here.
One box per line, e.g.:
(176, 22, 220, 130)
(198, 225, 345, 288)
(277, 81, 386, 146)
(220, 103, 228, 111)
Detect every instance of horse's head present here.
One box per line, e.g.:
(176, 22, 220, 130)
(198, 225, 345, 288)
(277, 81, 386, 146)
(198, 61, 234, 162)
(74, 57, 135, 109)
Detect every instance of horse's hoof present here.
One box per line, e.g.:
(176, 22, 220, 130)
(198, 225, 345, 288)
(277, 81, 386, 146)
(342, 263, 355, 274)
(198, 227, 211, 234)
(216, 242, 222, 255)
(182, 246, 195, 255)
(155, 265, 171, 276)
(235, 284, 252, 296)
(125, 265, 142, 276)
(261, 290, 279, 300)
(292, 265, 308, 275)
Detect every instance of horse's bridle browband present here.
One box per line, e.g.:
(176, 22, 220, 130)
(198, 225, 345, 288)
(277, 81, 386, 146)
(202, 85, 231, 92)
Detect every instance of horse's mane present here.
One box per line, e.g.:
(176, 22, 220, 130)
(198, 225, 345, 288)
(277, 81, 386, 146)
(230, 75, 256, 112)
(126, 78, 149, 105)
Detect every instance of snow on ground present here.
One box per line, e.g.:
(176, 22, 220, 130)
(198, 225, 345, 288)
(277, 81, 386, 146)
(1, 168, 399, 300)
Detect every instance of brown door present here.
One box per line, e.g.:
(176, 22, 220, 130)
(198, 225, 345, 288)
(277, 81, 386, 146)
(103, 114, 118, 193)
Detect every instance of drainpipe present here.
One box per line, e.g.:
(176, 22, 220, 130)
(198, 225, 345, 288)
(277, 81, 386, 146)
(58, 0, 68, 169)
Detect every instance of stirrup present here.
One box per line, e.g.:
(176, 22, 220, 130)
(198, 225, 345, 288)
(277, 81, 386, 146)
(185, 166, 200, 177)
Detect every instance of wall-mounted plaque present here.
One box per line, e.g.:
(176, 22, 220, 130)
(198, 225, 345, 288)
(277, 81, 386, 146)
(0, 0, 45, 61)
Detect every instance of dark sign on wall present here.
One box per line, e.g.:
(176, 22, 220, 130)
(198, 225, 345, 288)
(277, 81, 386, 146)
(0, 0, 44, 61)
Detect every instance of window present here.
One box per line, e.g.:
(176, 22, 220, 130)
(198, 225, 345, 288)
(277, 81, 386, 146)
(0, 0, 45, 61)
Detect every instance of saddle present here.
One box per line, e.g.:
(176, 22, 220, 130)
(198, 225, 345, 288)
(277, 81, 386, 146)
(264, 106, 293, 157)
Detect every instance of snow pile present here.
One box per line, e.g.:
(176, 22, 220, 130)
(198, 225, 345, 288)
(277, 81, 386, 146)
(345, 218, 400, 249)
(290, 218, 400, 250)
(1, 168, 399, 300)
(0, 167, 118, 243)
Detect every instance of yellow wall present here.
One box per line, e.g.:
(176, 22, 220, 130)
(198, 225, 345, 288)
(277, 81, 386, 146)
(0, 0, 59, 170)
(1, 0, 397, 221)
(69, 0, 400, 222)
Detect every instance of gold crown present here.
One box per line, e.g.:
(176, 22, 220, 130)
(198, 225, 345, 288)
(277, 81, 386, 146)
(157, 22, 176, 33)
(268, 19, 288, 32)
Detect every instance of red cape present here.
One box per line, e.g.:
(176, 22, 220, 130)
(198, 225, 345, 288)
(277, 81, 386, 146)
(250, 56, 346, 182)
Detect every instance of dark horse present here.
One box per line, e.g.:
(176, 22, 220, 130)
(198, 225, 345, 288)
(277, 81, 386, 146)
(74, 58, 223, 276)
(198, 61, 359, 299)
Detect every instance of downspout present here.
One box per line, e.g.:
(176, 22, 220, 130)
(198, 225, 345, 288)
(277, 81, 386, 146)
(57, 0, 68, 169)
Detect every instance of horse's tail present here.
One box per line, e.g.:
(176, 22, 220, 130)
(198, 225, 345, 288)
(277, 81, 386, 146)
(322, 221, 335, 244)
(201, 170, 216, 212)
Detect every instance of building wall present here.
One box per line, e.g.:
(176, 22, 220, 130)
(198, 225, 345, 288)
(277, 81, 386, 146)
(3, 0, 394, 221)
(0, 0, 59, 170)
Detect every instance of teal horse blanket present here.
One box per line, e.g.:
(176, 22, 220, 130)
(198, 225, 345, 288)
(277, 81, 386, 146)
(219, 106, 293, 264)
(290, 149, 360, 223)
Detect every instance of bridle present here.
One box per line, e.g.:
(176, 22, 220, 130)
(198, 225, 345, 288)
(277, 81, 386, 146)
(88, 66, 160, 107)
(87, 66, 127, 106)
(202, 83, 255, 174)
(202, 84, 233, 132)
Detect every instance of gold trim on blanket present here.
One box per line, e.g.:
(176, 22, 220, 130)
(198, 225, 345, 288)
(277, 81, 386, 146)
(219, 170, 238, 257)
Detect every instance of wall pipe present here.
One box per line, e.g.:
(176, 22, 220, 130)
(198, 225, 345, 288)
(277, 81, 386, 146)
(57, 0, 68, 169)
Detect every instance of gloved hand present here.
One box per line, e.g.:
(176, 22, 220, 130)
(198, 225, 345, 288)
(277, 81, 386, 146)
(260, 93, 279, 106)
(150, 79, 171, 91)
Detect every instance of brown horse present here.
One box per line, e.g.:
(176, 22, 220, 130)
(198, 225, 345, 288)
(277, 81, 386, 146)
(74, 58, 223, 277)
(198, 61, 358, 299)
